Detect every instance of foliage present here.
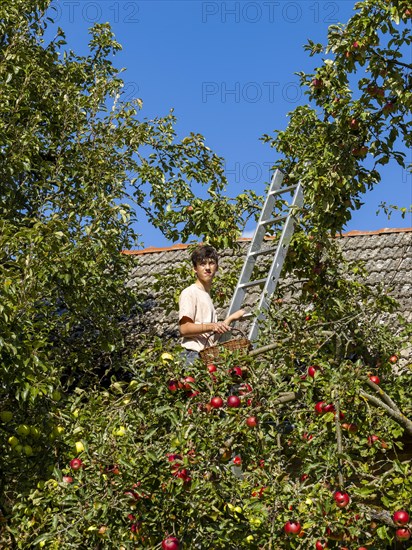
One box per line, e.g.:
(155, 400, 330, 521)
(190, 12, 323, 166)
(3, 281, 411, 548)
(0, 0, 251, 535)
(262, 0, 412, 236)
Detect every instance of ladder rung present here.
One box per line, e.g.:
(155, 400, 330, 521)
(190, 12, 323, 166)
(239, 278, 267, 289)
(249, 246, 278, 257)
(268, 184, 298, 196)
(259, 215, 287, 227)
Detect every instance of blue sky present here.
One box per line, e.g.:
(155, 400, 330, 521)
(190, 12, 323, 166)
(48, 0, 411, 247)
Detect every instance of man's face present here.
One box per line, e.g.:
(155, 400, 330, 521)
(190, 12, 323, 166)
(194, 258, 218, 283)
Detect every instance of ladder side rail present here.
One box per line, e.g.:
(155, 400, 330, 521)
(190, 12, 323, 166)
(226, 169, 284, 317)
(248, 169, 285, 254)
(248, 182, 304, 341)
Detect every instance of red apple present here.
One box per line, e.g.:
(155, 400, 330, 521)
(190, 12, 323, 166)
(246, 416, 258, 428)
(168, 380, 179, 392)
(367, 434, 380, 446)
(366, 84, 378, 96)
(349, 118, 359, 130)
(393, 510, 410, 526)
(227, 395, 241, 408)
(239, 383, 252, 395)
(352, 145, 368, 157)
(315, 541, 328, 550)
(395, 527, 411, 541)
(207, 364, 217, 373)
(230, 366, 244, 378)
(323, 403, 336, 413)
(369, 375, 380, 385)
(233, 455, 242, 465)
(311, 78, 323, 89)
(105, 464, 120, 475)
(389, 354, 398, 364)
(62, 475, 73, 483)
(284, 520, 302, 535)
(251, 485, 266, 498)
(69, 458, 83, 471)
(210, 396, 223, 409)
(162, 536, 180, 550)
(182, 376, 195, 390)
(342, 422, 358, 433)
(315, 401, 327, 414)
(334, 490, 350, 508)
(308, 365, 320, 378)
(175, 468, 191, 483)
(383, 101, 395, 114)
(167, 453, 182, 464)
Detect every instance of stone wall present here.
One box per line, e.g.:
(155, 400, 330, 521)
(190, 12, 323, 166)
(123, 228, 412, 359)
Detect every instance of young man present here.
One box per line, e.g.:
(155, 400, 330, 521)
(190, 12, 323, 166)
(178, 244, 245, 363)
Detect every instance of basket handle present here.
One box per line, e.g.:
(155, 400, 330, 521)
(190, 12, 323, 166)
(204, 327, 247, 348)
(216, 327, 247, 342)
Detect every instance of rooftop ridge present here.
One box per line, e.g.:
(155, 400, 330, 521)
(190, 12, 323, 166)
(122, 227, 412, 256)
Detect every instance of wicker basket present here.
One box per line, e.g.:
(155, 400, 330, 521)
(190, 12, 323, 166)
(199, 328, 252, 365)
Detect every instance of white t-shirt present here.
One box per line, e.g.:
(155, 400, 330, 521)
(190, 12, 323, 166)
(179, 284, 218, 352)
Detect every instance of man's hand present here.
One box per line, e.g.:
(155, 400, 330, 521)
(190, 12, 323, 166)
(211, 322, 231, 334)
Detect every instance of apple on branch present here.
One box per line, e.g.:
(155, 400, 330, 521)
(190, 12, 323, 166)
(245, 416, 258, 428)
(333, 490, 350, 508)
(69, 458, 83, 471)
(311, 78, 323, 90)
(308, 365, 321, 378)
(210, 396, 223, 409)
(182, 376, 195, 390)
(227, 395, 241, 408)
(393, 510, 410, 526)
(284, 520, 302, 535)
(162, 536, 180, 550)
(382, 101, 396, 115)
(395, 528, 411, 541)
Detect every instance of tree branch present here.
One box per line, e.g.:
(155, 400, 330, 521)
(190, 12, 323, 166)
(273, 392, 297, 405)
(359, 389, 412, 436)
(333, 390, 344, 487)
(365, 378, 401, 413)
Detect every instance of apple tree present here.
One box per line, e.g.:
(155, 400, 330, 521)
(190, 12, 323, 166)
(4, 245, 411, 549)
(262, 0, 411, 238)
(0, 0, 253, 531)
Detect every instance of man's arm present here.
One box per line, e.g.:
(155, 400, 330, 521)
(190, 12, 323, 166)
(179, 316, 231, 336)
(224, 308, 246, 325)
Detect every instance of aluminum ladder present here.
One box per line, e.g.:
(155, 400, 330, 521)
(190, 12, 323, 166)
(226, 169, 303, 342)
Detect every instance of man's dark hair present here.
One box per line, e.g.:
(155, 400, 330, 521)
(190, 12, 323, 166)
(191, 245, 219, 267)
